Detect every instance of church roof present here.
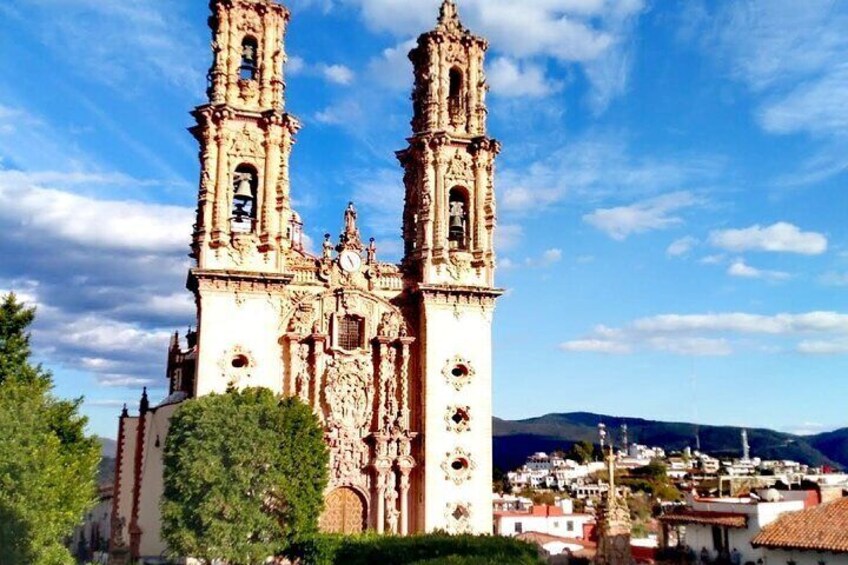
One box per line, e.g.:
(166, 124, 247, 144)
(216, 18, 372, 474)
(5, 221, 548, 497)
(751, 497, 848, 553)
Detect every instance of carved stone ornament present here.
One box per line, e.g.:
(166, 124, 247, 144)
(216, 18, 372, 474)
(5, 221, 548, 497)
(230, 125, 265, 159)
(228, 233, 259, 267)
(441, 447, 476, 485)
(324, 355, 374, 431)
(446, 252, 472, 281)
(442, 355, 475, 391)
(444, 502, 473, 534)
(377, 311, 401, 339)
(218, 345, 255, 387)
(445, 405, 471, 433)
(445, 151, 473, 181)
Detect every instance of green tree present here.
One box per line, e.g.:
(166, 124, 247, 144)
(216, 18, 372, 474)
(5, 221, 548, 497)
(162, 388, 329, 564)
(567, 440, 595, 464)
(0, 293, 100, 565)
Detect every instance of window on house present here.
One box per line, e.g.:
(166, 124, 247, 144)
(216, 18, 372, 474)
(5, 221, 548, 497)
(338, 315, 364, 350)
(240, 37, 259, 81)
(567, 521, 574, 532)
(514, 522, 523, 534)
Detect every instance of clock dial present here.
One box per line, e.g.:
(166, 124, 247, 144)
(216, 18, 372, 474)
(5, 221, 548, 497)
(339, 251, 362, 273)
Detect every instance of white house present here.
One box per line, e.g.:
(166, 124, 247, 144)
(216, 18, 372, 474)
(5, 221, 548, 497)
(494, 505, 595, 539)
(659, 489, 813, 565)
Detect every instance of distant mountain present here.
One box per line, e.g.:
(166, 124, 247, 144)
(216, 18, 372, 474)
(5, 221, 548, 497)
(493, 412, 843, 472)
(807, 428, 848, 468)
(97, 436, 117, 458)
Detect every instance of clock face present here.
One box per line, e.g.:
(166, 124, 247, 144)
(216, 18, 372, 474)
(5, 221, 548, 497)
(339, 250, 362, 273)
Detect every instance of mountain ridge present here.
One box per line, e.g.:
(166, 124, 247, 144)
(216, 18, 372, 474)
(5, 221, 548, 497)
(493, 412, 847, 473)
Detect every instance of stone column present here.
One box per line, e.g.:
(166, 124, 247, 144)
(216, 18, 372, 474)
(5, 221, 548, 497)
(309, 333, 327, 413)
(399, 470, 411, 535)
(213, 126, 230, 244)
(398, 336, 415, 431)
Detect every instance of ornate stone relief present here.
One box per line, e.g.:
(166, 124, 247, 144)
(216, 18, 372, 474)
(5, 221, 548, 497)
(442, 355, 475, 391)
(230, 125, 265, 159)
(218, 345, 255, 388)
(446, 252, 472, 281)
(227, 232, 259, 267)
(441, 447, 476, 485)
(323, 354, 374, 489)
(445, 405, 471, 433)
(324, 355, 374, 431)
(445, 151, 473, 183)
(444, 502, 473, 534)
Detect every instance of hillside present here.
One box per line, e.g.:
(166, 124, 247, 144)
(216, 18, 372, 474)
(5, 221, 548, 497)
(493, 412, 844, 472)
(808, 428, 848, 468)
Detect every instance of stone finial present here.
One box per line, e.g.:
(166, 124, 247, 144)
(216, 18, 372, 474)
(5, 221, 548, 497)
(436, 0, 467, 35)
(121, 403, 129, 418)
(139, 387, 150, 414)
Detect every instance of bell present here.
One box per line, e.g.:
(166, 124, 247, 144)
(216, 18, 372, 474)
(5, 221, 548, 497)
(234, 175, 253, 201)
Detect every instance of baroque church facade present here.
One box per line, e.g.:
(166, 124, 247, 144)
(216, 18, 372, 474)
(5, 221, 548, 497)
(109, 0, 502, 560)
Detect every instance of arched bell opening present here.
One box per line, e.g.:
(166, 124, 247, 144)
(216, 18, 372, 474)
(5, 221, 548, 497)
(231, 163, 259, 233)
(239, 36, 259, 81)
(448, 67, 465, 126)
(448, 186, 470, 251)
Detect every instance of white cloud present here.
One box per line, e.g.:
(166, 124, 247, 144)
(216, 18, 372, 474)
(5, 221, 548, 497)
(7, 0, 205, 93)
(708, 1, 848, 138)
(319, 64, 356, 85)
(495, 223, 524, 252)
(797, 339, 848, 355)
(288, 55, 306, 75)
(631, 312, 848, 335)
(487, 58, 562, 98)
(314, 100, 363, 125)
(562, 310, 848, 356)
(700, 254, 725, 265)
(667, 236, 698, 257)
(820, 272, 848, 287)
(647, 336, 732, 357)
(709, 222, 827, 255)
(0, 173, 192, 253)
(367, 39, 417, 90)
(560, 339, 632, 354)
(503, 248, 564, 270)
(727, 259, 790, 282)
(584, 191, 700, 240)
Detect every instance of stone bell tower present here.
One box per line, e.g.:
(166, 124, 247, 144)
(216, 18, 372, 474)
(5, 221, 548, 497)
(188, 0, 302, 397)
(190, 0, 301, 273)
(399, 0, 502, 534)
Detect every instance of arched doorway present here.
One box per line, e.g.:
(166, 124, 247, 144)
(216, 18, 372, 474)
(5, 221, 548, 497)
(318, 487, 367, 534)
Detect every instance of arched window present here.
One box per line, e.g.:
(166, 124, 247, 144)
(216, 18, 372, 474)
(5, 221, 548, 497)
(448, 67, 464, 124)
(231, 164, 258, 232)
(448, 187, 469, 250)
(239, 37, 259, 81)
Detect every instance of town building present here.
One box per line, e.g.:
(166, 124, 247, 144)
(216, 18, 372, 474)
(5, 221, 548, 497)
(659, 489, 815, 564)
(109, 0, 502, 561)
(494, 504, 595, 539)
(751, 496, 848, 565)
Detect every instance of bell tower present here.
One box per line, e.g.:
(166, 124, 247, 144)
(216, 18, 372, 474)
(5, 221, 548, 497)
(399, 1, 502, 535)
(398, 0, 500, 288)
(190, 0, 301, 273)
(188, 0, 302, 398)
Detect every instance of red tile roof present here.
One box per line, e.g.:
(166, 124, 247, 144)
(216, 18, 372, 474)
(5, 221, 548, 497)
(659, 510, 748, 529)
(752, 497, 848, 554)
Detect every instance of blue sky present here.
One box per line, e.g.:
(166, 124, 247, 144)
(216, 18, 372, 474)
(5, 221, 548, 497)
(0, 0, 846, 440)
